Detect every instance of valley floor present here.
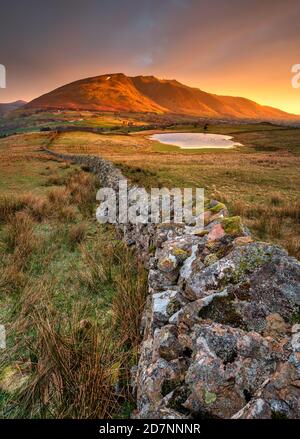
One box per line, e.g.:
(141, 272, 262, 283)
(47, 124, 300, 259)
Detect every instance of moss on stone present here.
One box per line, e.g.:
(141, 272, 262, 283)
(209, 202, 226, 213)
(204, 253, 219, 266)
(167, 298, 182, 316)
(290, 309, 300, 324)
(221, 216, 243, 236)
(148, 244, 156, 254)
(171, 247, 189, 262)
(199, 294, 247, 330)
(204, 200, 211, 209)
(193, 229, 209, 237)
(215, 243, 233, 260)
(232, 245, 270, 284)
(204, 390, 217, 405)
(206, 241, 217, 251)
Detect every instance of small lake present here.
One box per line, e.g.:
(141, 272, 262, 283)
(150, 132, 242, 149)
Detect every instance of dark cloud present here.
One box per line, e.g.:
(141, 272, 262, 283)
(0, 0, 299, 113)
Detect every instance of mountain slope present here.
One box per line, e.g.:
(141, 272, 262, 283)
(132, 76, 296, 120)
(27, 74, 166, 113)
(26, 73, 299, 121)
(0, 100, 26, 115)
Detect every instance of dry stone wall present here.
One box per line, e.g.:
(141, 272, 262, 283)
(45, 148, 300, 419)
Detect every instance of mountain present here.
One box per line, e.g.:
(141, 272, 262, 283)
(26, 74, 165, 114)
(26, 73, 299, 121)
(132, 76, 296, 120)
(0, 100, 26, 115)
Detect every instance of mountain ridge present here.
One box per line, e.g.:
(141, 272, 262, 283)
(25, 73, 299, 121)
(0, 100, 27, 115)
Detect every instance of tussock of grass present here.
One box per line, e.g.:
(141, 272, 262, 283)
(112, 261, 148, 349)
(3, 211, 36, 255)
(270, 192, 284, 206)
(0, 261, 27, 295)
(44, 173, 69, 186)
(0, 196, 27, 223)
(66, 171, 98, 215)
(68, 223, 87, 248)
(13, 307, 125, 418)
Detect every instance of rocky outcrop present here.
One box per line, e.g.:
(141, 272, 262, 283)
(44, 148, 300, 419)
(135, 216, 300, 419)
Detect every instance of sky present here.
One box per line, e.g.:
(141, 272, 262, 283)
(0, 0, 299, 114)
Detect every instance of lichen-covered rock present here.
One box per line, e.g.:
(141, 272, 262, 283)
(183, 242, 299, 304)
(154, 325, 183, 361)
(263, 313, 289, 340)
(152, 290, 180, 326)
(204, 253, 219, 266)
(147, 288, 186, 330)
(158, 254, 179, 273)
(137, 234, 300, 418)
(233, 326, 300, 419)
(221, 216, 244, 236)
(183, 322, 286, 418)
(207, 223, 225, 242)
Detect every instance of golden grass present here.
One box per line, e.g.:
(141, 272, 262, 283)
(2, 235, 147, 418)
(51, 131, 300, 258)
(0, 196, 27, 223)
(3, 211, 36, 255)
(68, 222, 87, 248)
(0, 139, 148, 418)
(15, 306, 125, 418)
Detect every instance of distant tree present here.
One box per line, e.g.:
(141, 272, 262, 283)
(204, 123, 209, 131)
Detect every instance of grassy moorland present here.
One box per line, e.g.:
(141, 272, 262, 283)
(0, 110, 158, 136)
(48, 124, 300, 259)
(0, 133, 147, 418)
(0, 119, 299, 419)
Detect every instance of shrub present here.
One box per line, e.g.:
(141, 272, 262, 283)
(57, 205, 78, 222)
